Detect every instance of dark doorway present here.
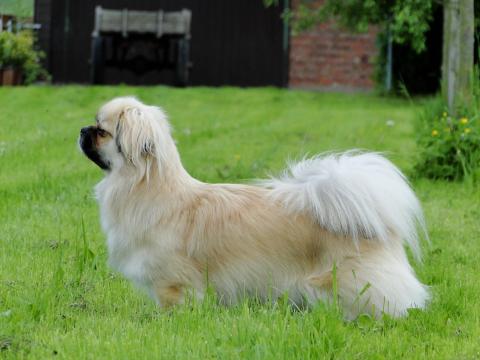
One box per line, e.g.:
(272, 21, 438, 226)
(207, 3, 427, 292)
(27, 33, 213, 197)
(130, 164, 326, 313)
(391, 6, 443, 95)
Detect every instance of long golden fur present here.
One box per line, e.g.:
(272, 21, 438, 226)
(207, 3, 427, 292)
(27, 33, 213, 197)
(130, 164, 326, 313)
(79, 97, 429, 319)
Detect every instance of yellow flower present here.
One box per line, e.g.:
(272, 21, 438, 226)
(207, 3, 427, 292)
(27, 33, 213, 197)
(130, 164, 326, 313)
(464, 128, 471, 134)
(460, 117, 468, 125)
(442, 112, 447, 117)
(431, 129, 439, 136)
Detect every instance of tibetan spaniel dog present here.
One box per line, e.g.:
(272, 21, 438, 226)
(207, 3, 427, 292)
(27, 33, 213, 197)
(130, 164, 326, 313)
(79, 96, 429, 319)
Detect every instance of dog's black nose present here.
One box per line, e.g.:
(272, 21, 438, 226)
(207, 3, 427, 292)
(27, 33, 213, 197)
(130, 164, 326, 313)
(80, 127, 90, 135)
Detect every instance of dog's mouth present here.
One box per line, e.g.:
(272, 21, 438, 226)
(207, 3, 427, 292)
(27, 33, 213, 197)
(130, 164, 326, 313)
(79, 126, 111, 170)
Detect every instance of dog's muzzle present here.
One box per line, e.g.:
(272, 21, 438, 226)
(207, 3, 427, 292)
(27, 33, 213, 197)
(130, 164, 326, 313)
(79, 126, 110, 170)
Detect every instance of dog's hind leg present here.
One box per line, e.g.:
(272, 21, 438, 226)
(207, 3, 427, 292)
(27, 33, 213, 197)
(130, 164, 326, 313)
(307, 246, 429, 319)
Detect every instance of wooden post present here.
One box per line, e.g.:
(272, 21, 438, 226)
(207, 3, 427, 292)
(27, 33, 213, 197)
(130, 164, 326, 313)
(385, 23, 393, 93)
(442, 0, 474, 115)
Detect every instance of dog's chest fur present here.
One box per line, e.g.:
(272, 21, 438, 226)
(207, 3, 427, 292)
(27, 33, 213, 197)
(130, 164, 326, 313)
(109, 239, 151, 285)
(95, 179, 178, 290)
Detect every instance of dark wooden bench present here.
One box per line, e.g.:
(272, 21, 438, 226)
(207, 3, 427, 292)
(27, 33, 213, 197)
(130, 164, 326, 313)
(90, 6, 192, 85)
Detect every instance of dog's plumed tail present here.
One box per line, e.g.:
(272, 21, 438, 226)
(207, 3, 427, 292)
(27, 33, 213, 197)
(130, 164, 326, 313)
(261, 152, 426, 259)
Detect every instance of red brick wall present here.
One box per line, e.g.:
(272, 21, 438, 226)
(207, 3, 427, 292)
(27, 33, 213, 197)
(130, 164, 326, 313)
(289, 3, 379, 90)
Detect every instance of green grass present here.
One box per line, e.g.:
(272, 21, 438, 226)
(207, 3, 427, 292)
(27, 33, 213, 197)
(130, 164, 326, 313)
(1, 86, 479, 359)
(0, 0, 33, 18)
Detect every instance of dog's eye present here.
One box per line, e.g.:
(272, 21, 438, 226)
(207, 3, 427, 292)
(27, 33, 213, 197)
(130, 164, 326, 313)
(97, 128, 108, 138)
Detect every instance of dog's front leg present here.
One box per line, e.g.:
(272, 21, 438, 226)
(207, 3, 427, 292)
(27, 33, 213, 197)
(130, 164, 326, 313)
(154, 283, 185, 308)
(153, 282, 205, 309)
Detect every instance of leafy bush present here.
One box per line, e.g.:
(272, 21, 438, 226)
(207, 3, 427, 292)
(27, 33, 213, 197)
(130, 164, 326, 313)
(0, 30, 48, 84)
(414, 95, 480, 180)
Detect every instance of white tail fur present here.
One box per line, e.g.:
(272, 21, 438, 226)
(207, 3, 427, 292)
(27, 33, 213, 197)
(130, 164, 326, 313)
(260, 152, 427, 259)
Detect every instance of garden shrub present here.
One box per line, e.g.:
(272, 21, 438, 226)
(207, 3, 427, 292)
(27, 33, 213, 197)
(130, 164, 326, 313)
(0, 30, 48, 84)
(414, 89, 480, 180)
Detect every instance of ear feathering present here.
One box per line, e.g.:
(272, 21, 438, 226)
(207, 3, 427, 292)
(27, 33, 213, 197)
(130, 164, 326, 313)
(115, 101, 175, 181)
(259, 151, 427, 260)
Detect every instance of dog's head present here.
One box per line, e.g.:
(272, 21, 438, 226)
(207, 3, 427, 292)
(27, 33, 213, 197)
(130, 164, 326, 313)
(79, 97, 173, 179)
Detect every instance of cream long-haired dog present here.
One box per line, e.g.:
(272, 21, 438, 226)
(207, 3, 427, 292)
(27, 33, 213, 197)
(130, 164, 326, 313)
(79, 97, 429, 319)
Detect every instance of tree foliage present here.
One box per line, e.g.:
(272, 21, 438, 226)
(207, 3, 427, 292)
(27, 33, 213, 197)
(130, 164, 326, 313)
(264, 0, 434, 52)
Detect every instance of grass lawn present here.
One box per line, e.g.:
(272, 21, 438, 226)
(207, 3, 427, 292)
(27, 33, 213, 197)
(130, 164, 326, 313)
(1, 86, 479, 359)
(0, 0, 33, 18)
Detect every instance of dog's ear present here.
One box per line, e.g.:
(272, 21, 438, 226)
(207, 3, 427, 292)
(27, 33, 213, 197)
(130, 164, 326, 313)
(116, 106, 156, 167)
